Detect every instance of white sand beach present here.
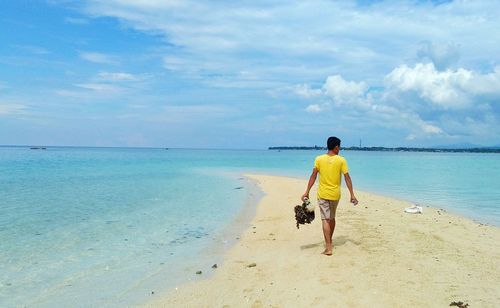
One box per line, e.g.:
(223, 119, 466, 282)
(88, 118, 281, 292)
(148, 174, 500, 307)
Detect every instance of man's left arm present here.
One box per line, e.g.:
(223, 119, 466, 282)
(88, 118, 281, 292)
(344, 173, 358, 205)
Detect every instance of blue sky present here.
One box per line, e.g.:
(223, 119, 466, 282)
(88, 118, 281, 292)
(1, 0, 499, 148)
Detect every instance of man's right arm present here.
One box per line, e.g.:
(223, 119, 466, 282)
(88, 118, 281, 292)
(302, 168, 318, 201)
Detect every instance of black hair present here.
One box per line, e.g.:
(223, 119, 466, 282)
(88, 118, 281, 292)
(327, 136, 341, 150)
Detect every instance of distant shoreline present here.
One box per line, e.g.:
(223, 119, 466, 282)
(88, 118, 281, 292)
(1, 145, 499, 153)
(268, 146, 500, 153)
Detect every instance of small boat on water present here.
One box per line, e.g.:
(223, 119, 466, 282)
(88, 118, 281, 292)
(30, 147, 47, 150)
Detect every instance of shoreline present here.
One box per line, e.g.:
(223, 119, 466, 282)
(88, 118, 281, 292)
(142, 176, 265, 299)
(185, 175, 265, 279)
(147, 174, 500, 307)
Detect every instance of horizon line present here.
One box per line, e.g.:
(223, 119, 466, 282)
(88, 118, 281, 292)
(1, 144, 499, 150)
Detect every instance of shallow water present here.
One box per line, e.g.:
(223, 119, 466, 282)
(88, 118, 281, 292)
(0, 147, 498, 306)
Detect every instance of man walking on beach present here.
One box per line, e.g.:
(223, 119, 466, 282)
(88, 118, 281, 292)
(302, 136, 358, 256)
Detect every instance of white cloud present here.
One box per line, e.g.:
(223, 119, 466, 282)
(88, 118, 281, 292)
(55, 72, 142, 99)
(418, 121, 444, 135)
(385, 63, 500, 109)
(163, 56, 187, 72)
(468, 66, 500, 96)
(75, 83, 122, 94)
(405, 134, 417, 141)
(291, 84, 323, 99)
(0, 103, 28, 115)
(323, 75, 368, 106)
(97, 72, 139, 81)
(385, 63, 471, 108)
(80, 52, 119, 65)
(285, 74, 370, 108)
(272, 83, 323, 99)
(283, 60, 499, 141)
(305, 104, 322, 113)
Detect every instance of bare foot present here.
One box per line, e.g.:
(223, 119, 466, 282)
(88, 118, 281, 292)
(321, 249, 332, 256)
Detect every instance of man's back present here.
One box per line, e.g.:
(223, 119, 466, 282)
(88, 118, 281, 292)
(314, 154, 348, 201)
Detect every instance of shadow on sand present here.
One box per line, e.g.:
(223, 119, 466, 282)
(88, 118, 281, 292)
(300, 235, 359, 250)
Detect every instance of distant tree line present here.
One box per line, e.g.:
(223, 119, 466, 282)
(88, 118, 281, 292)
(268, 146, 500, 153)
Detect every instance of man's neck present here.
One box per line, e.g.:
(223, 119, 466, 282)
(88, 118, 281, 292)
(327, 150, 337, 156)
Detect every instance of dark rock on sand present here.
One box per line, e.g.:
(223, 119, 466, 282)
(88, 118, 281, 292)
(196, 270, 202, 275)
(212, 264, 218, 268)
(247, 263, 257, 268)
(449, 301, 469, 308)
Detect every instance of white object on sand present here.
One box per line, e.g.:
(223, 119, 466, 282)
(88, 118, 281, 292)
(404, 205, 423, 214)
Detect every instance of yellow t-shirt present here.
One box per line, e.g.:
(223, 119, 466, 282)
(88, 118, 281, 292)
(314, 154, 349, 201)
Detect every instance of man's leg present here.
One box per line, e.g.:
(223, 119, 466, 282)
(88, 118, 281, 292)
(328, 201, 339, 251)
(323, 200, 339, 255)
(328, 217, 336, 243)
(322, 219, 333, 255)
(319, 199, 337, 256)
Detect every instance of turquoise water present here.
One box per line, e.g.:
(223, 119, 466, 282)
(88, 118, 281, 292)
(0, 147, 499, 306)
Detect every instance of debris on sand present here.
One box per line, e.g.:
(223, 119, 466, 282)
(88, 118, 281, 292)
(212, 264, 218, 269)
(247, 263, 257, 268)
(196, 270, 202, 275)
(449, 301, 469, 308)
(404, 205, 423, 214)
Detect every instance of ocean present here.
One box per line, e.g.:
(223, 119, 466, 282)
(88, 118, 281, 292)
(1, 147, 499, 306)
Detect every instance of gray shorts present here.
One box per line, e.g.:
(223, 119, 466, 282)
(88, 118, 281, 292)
(318, 199, 339, 220)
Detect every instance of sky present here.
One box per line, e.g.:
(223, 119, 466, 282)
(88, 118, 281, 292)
(1, 0, 499, 149)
